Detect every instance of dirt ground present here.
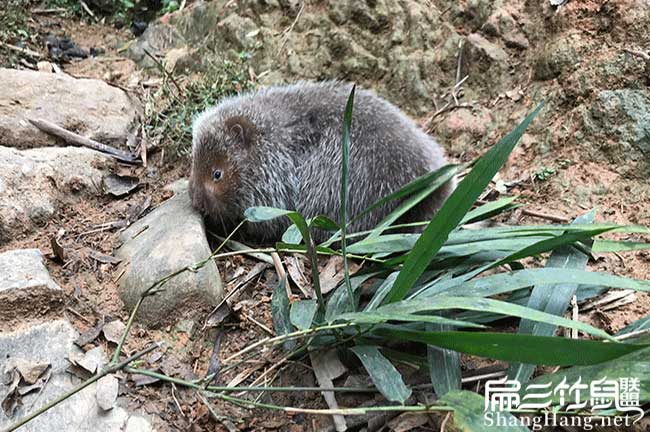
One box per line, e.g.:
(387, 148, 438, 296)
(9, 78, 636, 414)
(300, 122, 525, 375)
(1, 1, 650, 431)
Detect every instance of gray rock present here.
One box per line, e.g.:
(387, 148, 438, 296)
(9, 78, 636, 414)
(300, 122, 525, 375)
(0, 320, 153, 431)
(0, 249, 63, 321)
(116, 180, 223, 327)
(0, 68, 139, 149)
(0, 146, 113, 243)
(594, 89, 650, 156)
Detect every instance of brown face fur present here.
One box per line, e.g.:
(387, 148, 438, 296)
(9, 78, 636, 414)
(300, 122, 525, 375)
(189, 116, 255, 231)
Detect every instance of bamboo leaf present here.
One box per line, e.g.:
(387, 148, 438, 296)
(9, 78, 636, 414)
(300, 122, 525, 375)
(508, 210, 595, 384)
(290, 300, 318, 330)
(344, 296, 613, 340)
(272, 276, 295, 350)
(386, 105, 543, 303)
(428, 323, 462, 396)
(417, 268, 650, 299)
(460, 196, 520, 225)
(375, 328, 647, 366)
(350, 345, 411, 403)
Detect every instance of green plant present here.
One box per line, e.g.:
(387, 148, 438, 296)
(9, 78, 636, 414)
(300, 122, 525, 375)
(0, 1, 38, 67)
(244, 90, 650, 426)
(534, 166, 556, 182)
(145, 55, 254, 156)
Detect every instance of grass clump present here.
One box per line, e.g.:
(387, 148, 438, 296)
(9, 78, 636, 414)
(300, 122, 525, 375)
(0, 1, 38, 68)
(144, 53, 255, 157)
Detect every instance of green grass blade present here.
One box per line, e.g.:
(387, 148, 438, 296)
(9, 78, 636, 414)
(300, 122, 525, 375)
(616, 316, 650, 337)
(593, 239, 650, 253)
(386, 105, 543, 303)
(365, 165, 460, 239)
(417, 267, 650, 299)
(349, 345, 412, 403)
(350, 164, 464, 226)
(428, 323, 462, 396)
(374, 328, 648, 366)
(340, 85, 356, 312)
(507, 210, 595, 383)
(439, 390, 529, 431)
(346, 296, 613, 340)
(460, 196, 520, 225)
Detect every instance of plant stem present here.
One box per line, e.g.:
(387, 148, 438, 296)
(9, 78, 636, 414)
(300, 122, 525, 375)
(222, 322, 355, 363)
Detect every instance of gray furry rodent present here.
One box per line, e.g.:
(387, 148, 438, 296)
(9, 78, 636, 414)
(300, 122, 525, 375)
(189, 81, 454, 243)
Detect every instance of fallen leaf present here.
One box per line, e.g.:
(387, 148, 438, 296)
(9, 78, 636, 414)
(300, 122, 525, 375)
(103, 174, 140, 197)
(387, 413, 429, 432)
(102, 320, 126, 344)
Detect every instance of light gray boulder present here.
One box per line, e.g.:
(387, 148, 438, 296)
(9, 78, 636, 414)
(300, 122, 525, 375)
(0, 68, 139, 149)
(116, 180, 223, 327)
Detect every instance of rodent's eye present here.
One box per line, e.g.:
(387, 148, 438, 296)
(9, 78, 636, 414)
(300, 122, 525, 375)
(212, 169, 223, 182)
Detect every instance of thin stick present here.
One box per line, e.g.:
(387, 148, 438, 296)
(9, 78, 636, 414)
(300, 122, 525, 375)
(28, 118, 140, 164)
(223, 323, 354, 364)
(1, 42, 42, 59)
(521, 209, 571, 223)
(6, 344, 158, 432)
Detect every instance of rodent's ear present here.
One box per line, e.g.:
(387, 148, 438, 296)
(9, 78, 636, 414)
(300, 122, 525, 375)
(224, 115, 257, 147)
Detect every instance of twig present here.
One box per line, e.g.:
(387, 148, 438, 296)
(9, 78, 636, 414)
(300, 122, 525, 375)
(244, 313, 275, 336)
(614, 328, 650, 341)
(277, 1, 305, 55)
(223, 323, 355, 364)
(6, 344, 158, 431)
(32, 7, 67, 13)
(79, 0, 97, 20)
(623, 48, 650, 61)
(1, 42, 43, 59)
(521, 208, 571, 223)
(28, 118, 140, 164)
(142, 48, 183, 96)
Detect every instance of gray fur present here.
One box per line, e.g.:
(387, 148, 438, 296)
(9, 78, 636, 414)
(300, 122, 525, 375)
(189, 81, 454, 243)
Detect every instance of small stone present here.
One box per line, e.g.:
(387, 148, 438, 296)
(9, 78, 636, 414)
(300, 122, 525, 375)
(102, 320, 127, 344)
(466, 33, 508, 63)
(116, 179, 223, 327)
(96, 374, 119, 411)
(0, 68, 139, 149)
(0, 249, 63, 322)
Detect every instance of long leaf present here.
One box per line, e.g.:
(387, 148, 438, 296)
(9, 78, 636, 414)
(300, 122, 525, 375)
(416, 268, 650, 299)
(350, 345, 411, 403)
(460, 196, 520, 225)
(386, 105, 543, 303)
(365, 164, 460, 239)
(339, 85, 356, 311)
(375, 328, 648, 366)
(290, 300, 318, 330)
(272, 276, 295, 350)
(428, 323, 461, 397)
(508, 210, 595, 383)
(343, 296, 613, 340)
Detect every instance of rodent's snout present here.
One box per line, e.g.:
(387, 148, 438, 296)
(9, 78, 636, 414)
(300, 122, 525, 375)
(188, 180, 207, 214)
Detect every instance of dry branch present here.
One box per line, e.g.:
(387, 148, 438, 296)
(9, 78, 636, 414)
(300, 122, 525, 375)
(28, 118, 140, 164)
